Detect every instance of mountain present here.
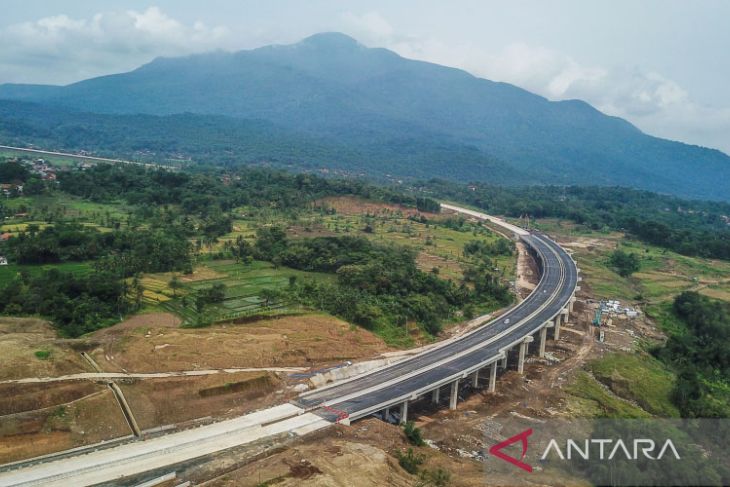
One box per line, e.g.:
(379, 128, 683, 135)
(2, 32, 729, 200)
(0, 99, 517, 182)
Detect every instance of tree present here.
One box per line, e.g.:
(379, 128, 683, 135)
(403, 421, 425, 446)
(131, 274, 144, 310)
(608, 249, 640, 277)
(193, 294, 208, 327)
(259, 288, 281, 307)
(396, 448, 425, 475)
(232, 235, 252, 262)
(169, 275, 182, 297)
(0, 161, 30, 183)
(416, 197, 441, 213)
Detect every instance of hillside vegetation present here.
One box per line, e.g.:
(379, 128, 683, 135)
(0, 158, 511, 344)
(2, 32, 730, 199)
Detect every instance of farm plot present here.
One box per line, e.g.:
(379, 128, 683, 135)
(160, 260, 333, 326)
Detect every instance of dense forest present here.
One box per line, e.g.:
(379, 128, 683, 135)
(655, 292, 730, 418)
(0, 99, 514, 184)
(5, 223, 192, 274)
(251, 232, 510, 335)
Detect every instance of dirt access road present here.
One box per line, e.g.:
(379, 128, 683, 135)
(0, 367, 308, 385)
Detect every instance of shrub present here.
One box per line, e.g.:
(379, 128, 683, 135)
(396, 447, 425, 475)
(403, 421, 425, 446)
(34, 350, 51, 360)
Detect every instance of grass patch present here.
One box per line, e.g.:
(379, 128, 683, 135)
(1, 192, 130, 223)
(34, 350, 51, 360)
(587, 352, 680, 417)
(565, 371, 651, 418)
(160, 259, 333, 326)
(543, 222, 730, 306)
(0, 262, 93, 286)
(645, 302, 688, 337)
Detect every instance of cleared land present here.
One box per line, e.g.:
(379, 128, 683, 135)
(0, 387, 130, 464)
(541, 221, 730, 305)
(0, 311, 391, 463)
(0, 318, 91, 381)
(87, 312, 390, 374)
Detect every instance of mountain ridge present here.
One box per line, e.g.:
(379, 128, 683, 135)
(1, 32, 729, 200)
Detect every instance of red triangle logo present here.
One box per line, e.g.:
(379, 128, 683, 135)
(489, 428, 533, 472)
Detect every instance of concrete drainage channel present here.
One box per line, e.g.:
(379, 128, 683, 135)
(81, 352, 142, 437)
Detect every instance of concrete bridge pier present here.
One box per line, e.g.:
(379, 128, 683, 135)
(500, 352, 509, 369)
(517, 336, 534, 374)
(553, 314, 562, 341)
(399, 401, 409, 424)
(449, 380, 460, 410)
(472, 369, 480, 388)
(432, 387, 440, 404)
(488, 361, 497, 393)
(539, 325, 548, 357)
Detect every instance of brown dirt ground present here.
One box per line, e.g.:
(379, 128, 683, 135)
(200, 303, 600, 487)
(89, 313, 390, 374)
(0, 388, 130, 464)
(416, 250, 463, 281)
(515, 241, 539, 297)
(0, 317, 91, 381)
(204, 419, 483, 487)
(0, 382, 101, 416)
(316, 196, 438, 218)
(119, 371, 285, 431)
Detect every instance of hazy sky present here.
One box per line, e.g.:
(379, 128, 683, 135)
(1, 1, 729, 153)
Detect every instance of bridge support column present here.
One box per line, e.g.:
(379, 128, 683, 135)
(432, 387, 440, 404)
(539, 326, 547, 358)
(384, 407, 390, 420)
(517, 336, 533, 374)
(554, 314, 562, 341)
(400, 401, 409, 424)
(500, 352, 508, 369)
(489, 362, 497, 393)
(569, 297, 575, 314)
(449, 380, 459, 410)
(472, 369, 480, 388)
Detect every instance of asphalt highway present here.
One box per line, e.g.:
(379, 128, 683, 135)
(297, 223, 578, 421)
(0, 205, 577, 486)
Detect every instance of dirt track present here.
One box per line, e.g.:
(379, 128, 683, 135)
(0, 367, 309, 385)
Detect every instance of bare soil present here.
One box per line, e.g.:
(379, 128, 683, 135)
(0, 317, 90, 381)
(0, 388, 129, 464)
(119, 371, 285, 431)
(316, 196, 438, 218)
(203, 419, 483, 487)
(89, 313, 391, 374)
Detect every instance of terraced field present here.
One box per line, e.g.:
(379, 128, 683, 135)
(155, 260, 334, 326)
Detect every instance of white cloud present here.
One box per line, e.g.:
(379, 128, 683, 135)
(0, 7, 232, 84)
(341, 11, 394, 41)
(340, 12, 729, 153)
(1, 7, 727, 154)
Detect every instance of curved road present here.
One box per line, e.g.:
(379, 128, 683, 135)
(0, 204, 578, 486)
(297, 205, 578, 420)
